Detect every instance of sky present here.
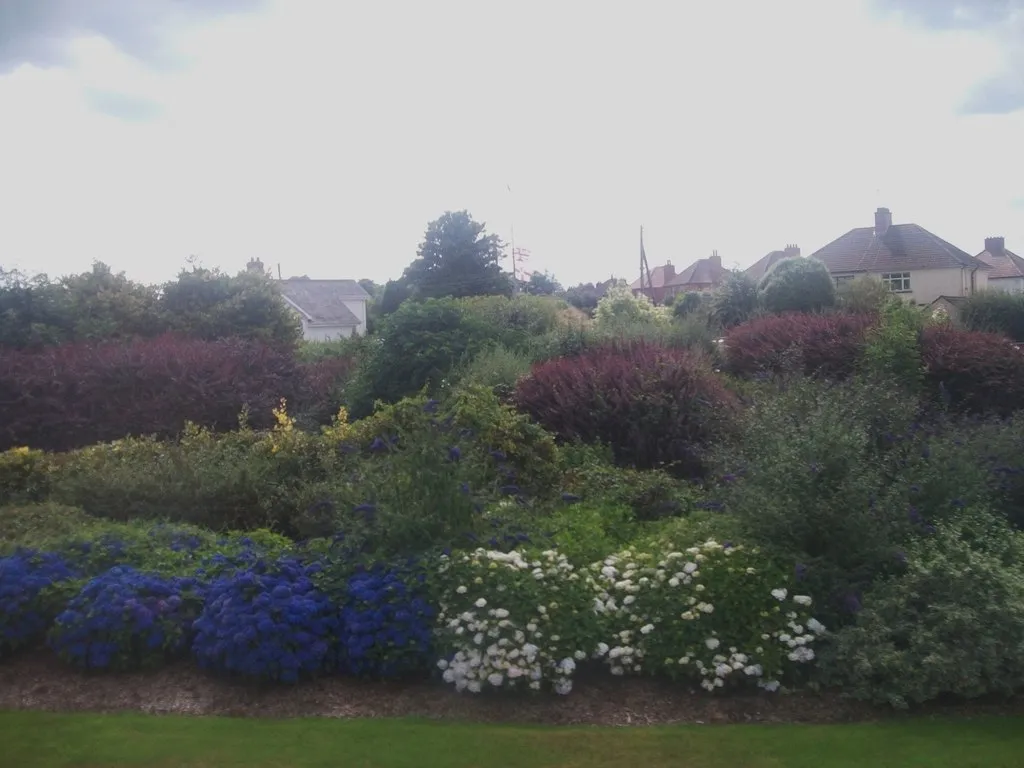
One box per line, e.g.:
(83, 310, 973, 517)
(0, 0, 1022, 287)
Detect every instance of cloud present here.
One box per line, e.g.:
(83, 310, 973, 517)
(872, 0, 1024, 114)
(83, 89, 163, 121)
(0, 0, 265, 74)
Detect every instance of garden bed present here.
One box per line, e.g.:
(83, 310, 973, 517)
(3, 649, 1023, 726)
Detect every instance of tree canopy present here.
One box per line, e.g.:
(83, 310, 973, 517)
(757, 258, 836, 315)
(402, 211, 512, 301)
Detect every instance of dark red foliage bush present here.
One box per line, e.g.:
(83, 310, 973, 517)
(0, 335, 352, 452)
(920, 326, 1024, 416)
(514, 341, 736, 479)
(723, 312, 876, 380)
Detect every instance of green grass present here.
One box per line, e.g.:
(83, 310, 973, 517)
(2, 712, 1024, 768)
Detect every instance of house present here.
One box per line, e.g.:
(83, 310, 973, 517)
(975, 237, 1024, 293)
(630, 262, 678, 305)
(246, 260, 371, 340)
(812, 207, 990, 305)
(662, 251, 729, 299)
(745, 245, 801, 283)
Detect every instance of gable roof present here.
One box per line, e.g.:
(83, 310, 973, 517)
(976, 243, 1024, 280)
(630, 263, 676, 291)
(665, 256, 728, 287)
(813, 223, 990, 274)
(277, 278, 369, 326)
(745, 247, 801, 282)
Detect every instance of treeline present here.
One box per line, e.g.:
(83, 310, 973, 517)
(0, 262, 301, 349)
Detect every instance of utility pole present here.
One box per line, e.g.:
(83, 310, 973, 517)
(640, 225, 653, 299)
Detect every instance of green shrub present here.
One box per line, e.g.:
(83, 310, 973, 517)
(757, 258, 836, 315)
(824, 513, 1024, 708)
(0, 503, 93, 551)
(593, 283, 671, 329)
(541, 502, 636, 565)
(557, 448, 698, 521)
(710, 271, 760, 329)
(674, 292, 704, 317)
(838, 275, 898, 315)
(47, 430, 291, 533)
(457, 345, 533, 399)
(960, 291, 1024, 342)
(0, 447, 51, 505)
(861, 299, 926, 391)
(710, 376, 921, 625)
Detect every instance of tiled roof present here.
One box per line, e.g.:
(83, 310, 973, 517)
(976, 246, 1024, 280)
(278, 279, 369, 326)
(745, 247, 800, 282)
(666, 256, 728, 287)
(630, 264, 675, 290)
(812, 224, 990, 274)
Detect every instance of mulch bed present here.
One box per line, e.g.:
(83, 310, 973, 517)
(1, 650, 1022, 726)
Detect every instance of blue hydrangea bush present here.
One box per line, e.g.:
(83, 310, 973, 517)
(0, 550, 79, 657)
(589, 540, 824, 692)
(339, 563, 435, 677)
(48, 566, 204, 670)
(192, 558, 340, 683)
(433, 548, 603, 695)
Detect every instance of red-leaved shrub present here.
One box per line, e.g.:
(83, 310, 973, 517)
(514, 341, 736, 478)
(0, 335, 352, 452)
(723, 312, 876, 380)
(920, 326, 1024, 416)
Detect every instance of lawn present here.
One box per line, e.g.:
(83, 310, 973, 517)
(2, 712, 1023, 768)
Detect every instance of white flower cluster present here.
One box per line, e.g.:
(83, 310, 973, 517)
(435, 548, 585, 695)
(588, 541, 826, 694)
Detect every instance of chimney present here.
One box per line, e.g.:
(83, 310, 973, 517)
(709, 249, 722, 267)
(874, 207, 892, 236)
(246, 257, 265, 274)
(664, 260, 675, 281)
(985, 236, 1006, 255)
(784, 244, 801, 258)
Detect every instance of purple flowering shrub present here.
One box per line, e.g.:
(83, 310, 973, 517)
(48, 566, 204, 670)
(336, 563, 435, 678)
(192, 558, 340, 683)
(0, 550, 79, 657)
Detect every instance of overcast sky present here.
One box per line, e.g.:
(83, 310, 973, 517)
(1, 0, 1022, 286)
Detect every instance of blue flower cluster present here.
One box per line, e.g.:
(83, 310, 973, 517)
(0, 550, 78, 657)
(192, 558, 340, 683)
(48, 566, 203, 670)
(339, 564, 434, 678)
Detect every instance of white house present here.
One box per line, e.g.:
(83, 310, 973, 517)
(245, 260, 370, 340)
(277, 276, 371, 340)
(812, 207, 991, 306)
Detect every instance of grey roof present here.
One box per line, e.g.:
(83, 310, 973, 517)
(813, 224, 990, 274)
(277, 278, 369, 326)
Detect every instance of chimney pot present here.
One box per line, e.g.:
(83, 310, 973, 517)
(784, 244, 801, 257)
(874, 207, 892, 236)
(985, 236, 1006, 254)
(246, 258, 265, 273)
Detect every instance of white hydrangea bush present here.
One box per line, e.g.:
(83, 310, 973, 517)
(433, 548, 603, 695)
(590, 540, 826, 692)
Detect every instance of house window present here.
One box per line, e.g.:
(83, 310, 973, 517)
(881, 272, 911, 293)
